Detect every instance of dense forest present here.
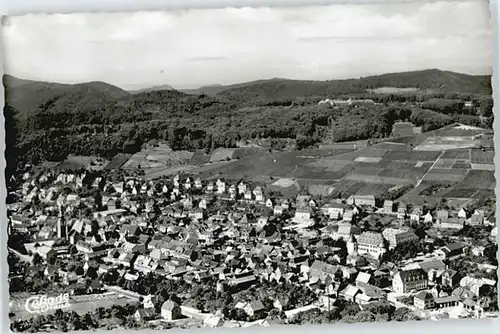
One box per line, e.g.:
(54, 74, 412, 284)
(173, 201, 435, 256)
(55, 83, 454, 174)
(3, 69, 494, 178)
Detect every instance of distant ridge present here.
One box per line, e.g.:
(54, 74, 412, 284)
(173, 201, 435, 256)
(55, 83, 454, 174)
(129, 84, 175, 94)
(179, 77, 296, 95)
(3, 74, 130, 114)
(3, 69, 492, 114)
(178, 69, 491, 97)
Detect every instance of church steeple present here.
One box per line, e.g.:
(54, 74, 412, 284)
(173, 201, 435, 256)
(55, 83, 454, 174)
(347, 234, 358, 256)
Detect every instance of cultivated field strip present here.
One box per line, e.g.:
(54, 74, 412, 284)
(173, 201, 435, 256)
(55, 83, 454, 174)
(470, 149, 494, 164)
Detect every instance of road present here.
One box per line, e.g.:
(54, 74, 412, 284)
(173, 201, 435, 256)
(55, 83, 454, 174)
(415, 151, 444, 187)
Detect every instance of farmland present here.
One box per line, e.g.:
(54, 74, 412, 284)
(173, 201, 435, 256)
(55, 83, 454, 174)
(307, 158, 353, 172)
(10, 292, 137, 320)
(189, 150, 211, 165)
(444, 188, 479, 199)
(441, 149, 471, 159)
(414, 136, 476, 151)
(122, 143, 193, 169)
(56, 155, 108, 171)
(434, 158, 456, 169)
(383, 150, 442, 162)
(422, 168, 469, 183)
(470, 149, 494, 164)
(209, 148, 236, 162)
(105, 153, 131, 170)
(353, 148, 389, 163)
(329, 179, 396, 197)
(118, 123, 496, 202)
(367, 86, 419, 94)
(452, 161, 471, 169)
(455, 170, 495, 190)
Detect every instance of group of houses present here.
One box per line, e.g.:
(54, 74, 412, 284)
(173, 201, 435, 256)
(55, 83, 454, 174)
(8, 168, 498, 325)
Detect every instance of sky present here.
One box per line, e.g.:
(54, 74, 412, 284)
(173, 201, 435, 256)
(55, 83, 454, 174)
(1, 0, 494, 90)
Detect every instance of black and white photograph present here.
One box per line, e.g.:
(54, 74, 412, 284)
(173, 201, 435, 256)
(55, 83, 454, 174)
(2, 0, 498, 332)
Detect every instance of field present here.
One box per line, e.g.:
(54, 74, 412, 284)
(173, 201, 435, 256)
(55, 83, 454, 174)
(105, 153, 132, 169)
(123, 143, 193, 169)
(349, 166, 385, 176)
(474, 189, 496, 198)
(10, 292, 137, 321)
(471, 164, 495, 171)
(470, 149, 494, 164)
(383, 150, 442, 162)
(434, 158, 456, 169)
(143, 165, 197, 180)
(189, 150, 212, 165)
(414, 136, 476, 151)
(452, 161, 472, 169)
(398, 185, 444, 206)
(367, 87, 419, 93)
(330, 179, 396, 197)
(307, 158, 353, 171)
(444, 188, 479, 199)
(354, 148, 389, 162)
(422, 168, 469, 183)
(455, 170, 496, 190)
(441, 149, 471, 159)
(190, 148, 355, 182)
(378, 165, 431, 181)
(209, 148, 237, 162)
(435, 125, 488, 137)
(191, 152, 311, 181)
(302, 183, 336, 197)
(372, 142, 411, 150)
(156, 124, 495, 200)
(353, 182, 397, 196)
(270, 178, 300, 188)
(232, 147, 269, 159)
(57, 155, 108, 171)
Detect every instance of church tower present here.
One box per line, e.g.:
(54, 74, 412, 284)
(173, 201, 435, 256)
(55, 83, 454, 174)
(57, 218, 63, 239)
(56, 215, 68, 240)
(347, 235, 357, 256)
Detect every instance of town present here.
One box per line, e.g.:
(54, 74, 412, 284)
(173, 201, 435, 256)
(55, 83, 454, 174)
(3, 3, 497, 332)
(7, 160, 499, 332)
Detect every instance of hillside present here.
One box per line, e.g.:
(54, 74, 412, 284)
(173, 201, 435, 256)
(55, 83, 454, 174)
(179, 78, 288, 96)
(183, 69, 492, 100)
(4, 69, 491, 113)
(359, 69, 492, 93)
(3, 69, 493, 177)
(3, 75, 130, 113)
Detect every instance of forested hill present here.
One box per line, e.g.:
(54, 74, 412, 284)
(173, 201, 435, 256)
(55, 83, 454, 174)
(3, 69, 491, 114)
(179, 69, 492, 98)
(358, 69, 492, 94)
(129, 84, 175, 94)
(2, 69, 494, 177)
(3, 74, 130, 114)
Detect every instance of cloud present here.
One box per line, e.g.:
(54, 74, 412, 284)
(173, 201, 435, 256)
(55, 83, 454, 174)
(2, 0, 492, 89)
